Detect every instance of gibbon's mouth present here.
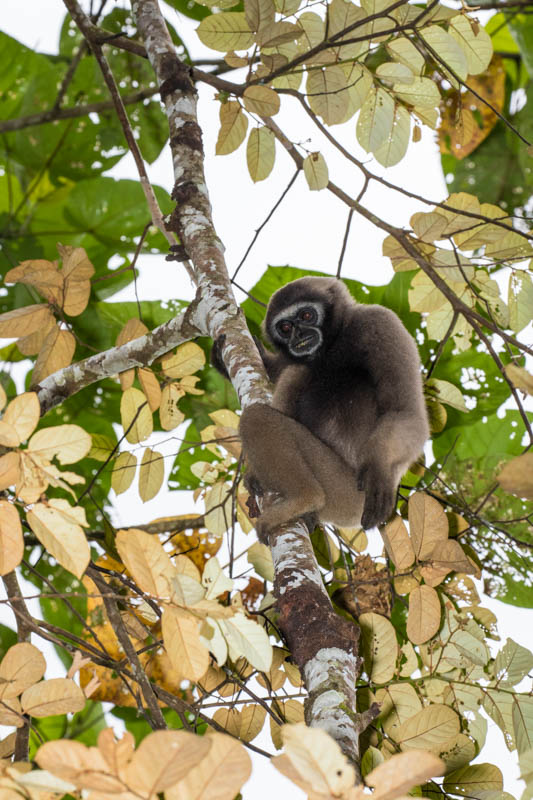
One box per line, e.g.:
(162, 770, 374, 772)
(290, 333, 320, 356)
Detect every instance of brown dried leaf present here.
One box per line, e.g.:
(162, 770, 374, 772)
(31, 327, 76, 385)
(407, 584, 441, 645)
(116, 318, 149, 347)
(0, 420, 19, 448)
(243, 85, 280, 116)
(21, 677, 86, 717)
(0, 304, 54, 338)
(125, 730, 211, 794)
(428, 539, 476, 575)
(0, 694, 24, 726)
(498, 453, 533, 500)
(58, 245, 95, 316)
(17, 311, 56, 356)
(0, 642, 46, 699)
(35, 739, 125, 792)
(216, 102, 248, 156)
(5, 260, 63, 304)
(408, 493, 448, 560)
(3, 392, 40, 442)
(166, 732, 252, 800)
(0, 501, 24, 576)
(382, 516, 415, 569)
(213, 704, 267, 742)
(395, 703, 460, 751)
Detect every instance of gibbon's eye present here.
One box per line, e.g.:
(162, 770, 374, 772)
(277, 320, 292, 337)
(299, 307, 317, 323)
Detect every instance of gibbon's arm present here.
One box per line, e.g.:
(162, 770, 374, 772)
(211, 334, 287, 384)
(353, 306, 429, 528)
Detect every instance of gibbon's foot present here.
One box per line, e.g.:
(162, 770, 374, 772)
(358, 462, 395, 529)
(210, 334, 228, 378)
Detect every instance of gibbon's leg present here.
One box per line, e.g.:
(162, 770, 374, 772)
(239, 404, 363, 540)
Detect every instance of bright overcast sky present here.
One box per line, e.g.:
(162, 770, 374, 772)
(2, 2, 532, 796)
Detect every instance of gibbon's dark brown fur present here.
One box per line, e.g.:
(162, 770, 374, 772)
(212, 277, 429, 541)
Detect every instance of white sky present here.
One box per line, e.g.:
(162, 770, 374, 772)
(1, 1, 532, 797)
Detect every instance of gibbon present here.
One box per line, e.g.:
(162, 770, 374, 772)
(212, 277, 428, 541)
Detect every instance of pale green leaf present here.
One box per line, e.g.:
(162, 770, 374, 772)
(376, 61, 415, 84)
(387, 36, 425, 74)
(421, 25, 468, 81)
(307, 65, 349, 125)
(216, 101, 249, 155)
(197, 12, 254, 52)
(303, 152, 328, 190)
(356, 87, 395, 153)
(243, 85, 280, 116)
(448, 15, 493, 75)
(246, 126, 276, 182)
(373, 102, 411, 166)
(393, 77, 441, 108)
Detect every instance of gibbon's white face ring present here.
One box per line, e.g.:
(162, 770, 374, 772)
(270, 301, 325, 356)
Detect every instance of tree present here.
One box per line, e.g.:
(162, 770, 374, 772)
(0, 0, 532, 797)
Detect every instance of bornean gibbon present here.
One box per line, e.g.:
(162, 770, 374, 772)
(212, 277, 429, 541)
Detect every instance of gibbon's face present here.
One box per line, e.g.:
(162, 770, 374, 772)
(269, 300, 326, 358)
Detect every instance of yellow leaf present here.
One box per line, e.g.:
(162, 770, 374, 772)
(162, 606, 210, 681)
(124, 730, 211, 795)
(138, 448, 165, 502)
(29, 424, 91, 464)
(161, 341, 206, 379)
(382, 516, 414, 570)
(120, 387, 152, 444)
(32, 327, 76, 385)
(360, 611, 398, 684)
(5, 260, 63, 305)
(137, 367, 162, 411)
(3, 392, 40, 442)
(303, 151, 328, 191)
(270, 699, 305, 749)
(0, 420, 20, 448)
(357, 87, 395, 153)
(171, 573, 206, 607)
(197, 12, 254, 52)
(35, 739, 121, 790)
(396, 703, 460, 751)
(111, 451, 137, 495)
(27, 503, 90, 579)
(506, 363, 533, 395)
(120, 368, 135, 391)
(21, 678, 86, 717)
(407, 584, 441, 644)
(0, 642, 46, 698)
(0, 501, 24, 576)
(166, 732, 252, 800)
(0, 304, 54, 338)
(448, 15, 492, 75)
(0, 694, 23, 726)
(0, 451, 21, 492)
(116, 317, 149, 346)
(243, 86, 280, 116)
(160, 383, 186, 431)
(116, 528, 175, 597)
(373, 102, 411, 167)
(58, 245, 95, 316)
(202, 556, 234, 599)
(216, 101, 248, 156)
